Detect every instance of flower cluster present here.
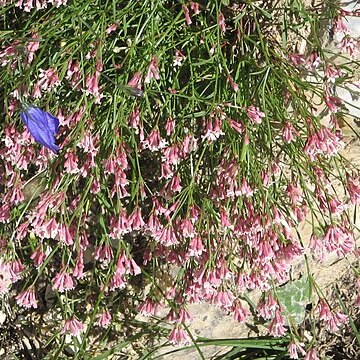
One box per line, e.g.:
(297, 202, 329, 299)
(0, 1, 359, 358)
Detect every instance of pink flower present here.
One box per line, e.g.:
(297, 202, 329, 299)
(268, 309, 287, 337)
(0, 263, 13, 294)
(62, 317, 85, 336)
(288, 340, 306, 359)
(282, 122, 299, 143)
(190, 2, 200, 15)
(138, 299, 162, 317)
(145, 57, 160, 83)
(233, 302, 250, 323)
(347, 174, 360, 204)
(304, 127, 343, 160)
(325, 65, 342, 82)
(182, 5, 192, 25)
(30, 247, 47, 267)
(333, 16, 349, 34)
(289, 53, 305, 67)
(211, 290, 235, 309)
(165, 118, 176, 136)
(142, 129, 167, 151)
(228, 119, 244, 133)
(95, 243, 113, 263)
(168, 326, 190, 345)
(128, 72, 143, 94)
(129, 207, 145, 231)
(227, 75, 238, 92)
(106, 23, 117, 34)
(324, 95, 343, 113)
(97, 310, 112, 327)
(188, 235, 205, 257)
(52, 271, 74, 292)
(246, 105, 265, 124)
(338, 36, 358, 58)
(218, 12, 226, 32)
(16, 288, 37, 309)
(304, 348, 319, 360)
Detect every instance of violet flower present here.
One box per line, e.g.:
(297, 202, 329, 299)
(20, 105, 60, 153)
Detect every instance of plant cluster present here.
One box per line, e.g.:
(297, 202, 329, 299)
(0, 0, 359, 358)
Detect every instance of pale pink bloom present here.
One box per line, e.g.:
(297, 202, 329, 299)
(129, 207, 145, 231)
(142, 129, 167, 151)
(211, 290, 235, 309)
(73, 252, 85, 280)
(218, 12, 226, 32)
(324, 65, 342, 82)
(167, 308, 193, 324)
(338, 36, 358, 58)
(106, 23, 117, 34)
(190, 2, 200, 14)
(57, 223, 74, 246)
(326, 311, 348, 332)
(304, 127, 344, 160)
(173, 50, 186, 67)
(220, 208, 232, 228)
(26, 33, 39, 64)
(95, 243, 113, 263)
(168, 326, 190, 345)
(288, 340, 306, 359)
(30, 247, 47, 267)
(52, 271, 75, 292)
(202, 118, 224, 141)
(109, 272, 126, 290)
(227, 75, 238, 92)
(240, 178, 253, 197)
(328, 197, 346, 215)
(16, 288, 37, 309)
(36, 218, 59, 239)
(64, 150, 79, 174)
(306, 52, 321, 69)
(268, 309, 287, 337)
(188, 235, 205, 257)
(324, 95, 342, 112)
(182, 5, 192, 25)
(97, 310, 112, 327)
(304, 348, 319, 360)
(66, 60, 81, 89)
(161, 144, 181, 165)
(0, 263, 12, 294)
(138, 299, 162, 317)
(129, 258, 141, 276)
(257, 293, 279, 319)
(128, 72, 143, 92)
(228, 118, 244, 133)
(233, 302, 250, 323)
(145, 57, 160, 83)
(33, 68, 60, 97)
(160, 162, 174, 180)
(164, 174, 182, 194)
(287, 183, 302, 203)
(333, 16, 349, 34)
(165, 118, 176, 136)
(109, 210, 131, 238)
(323, 224, 355, 255)
(62, 317, 85, 336)
(179, 218, 195, 238)
(155, 225, 178, 246)
(289, 53, 305, 67)
(347, 174, 360, 204)
(247, 105, 265, 124)
(282, 122, 299, 143)
(309, 234, 326, 261)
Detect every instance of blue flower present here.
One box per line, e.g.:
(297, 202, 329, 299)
(20, 105, 60, 153)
